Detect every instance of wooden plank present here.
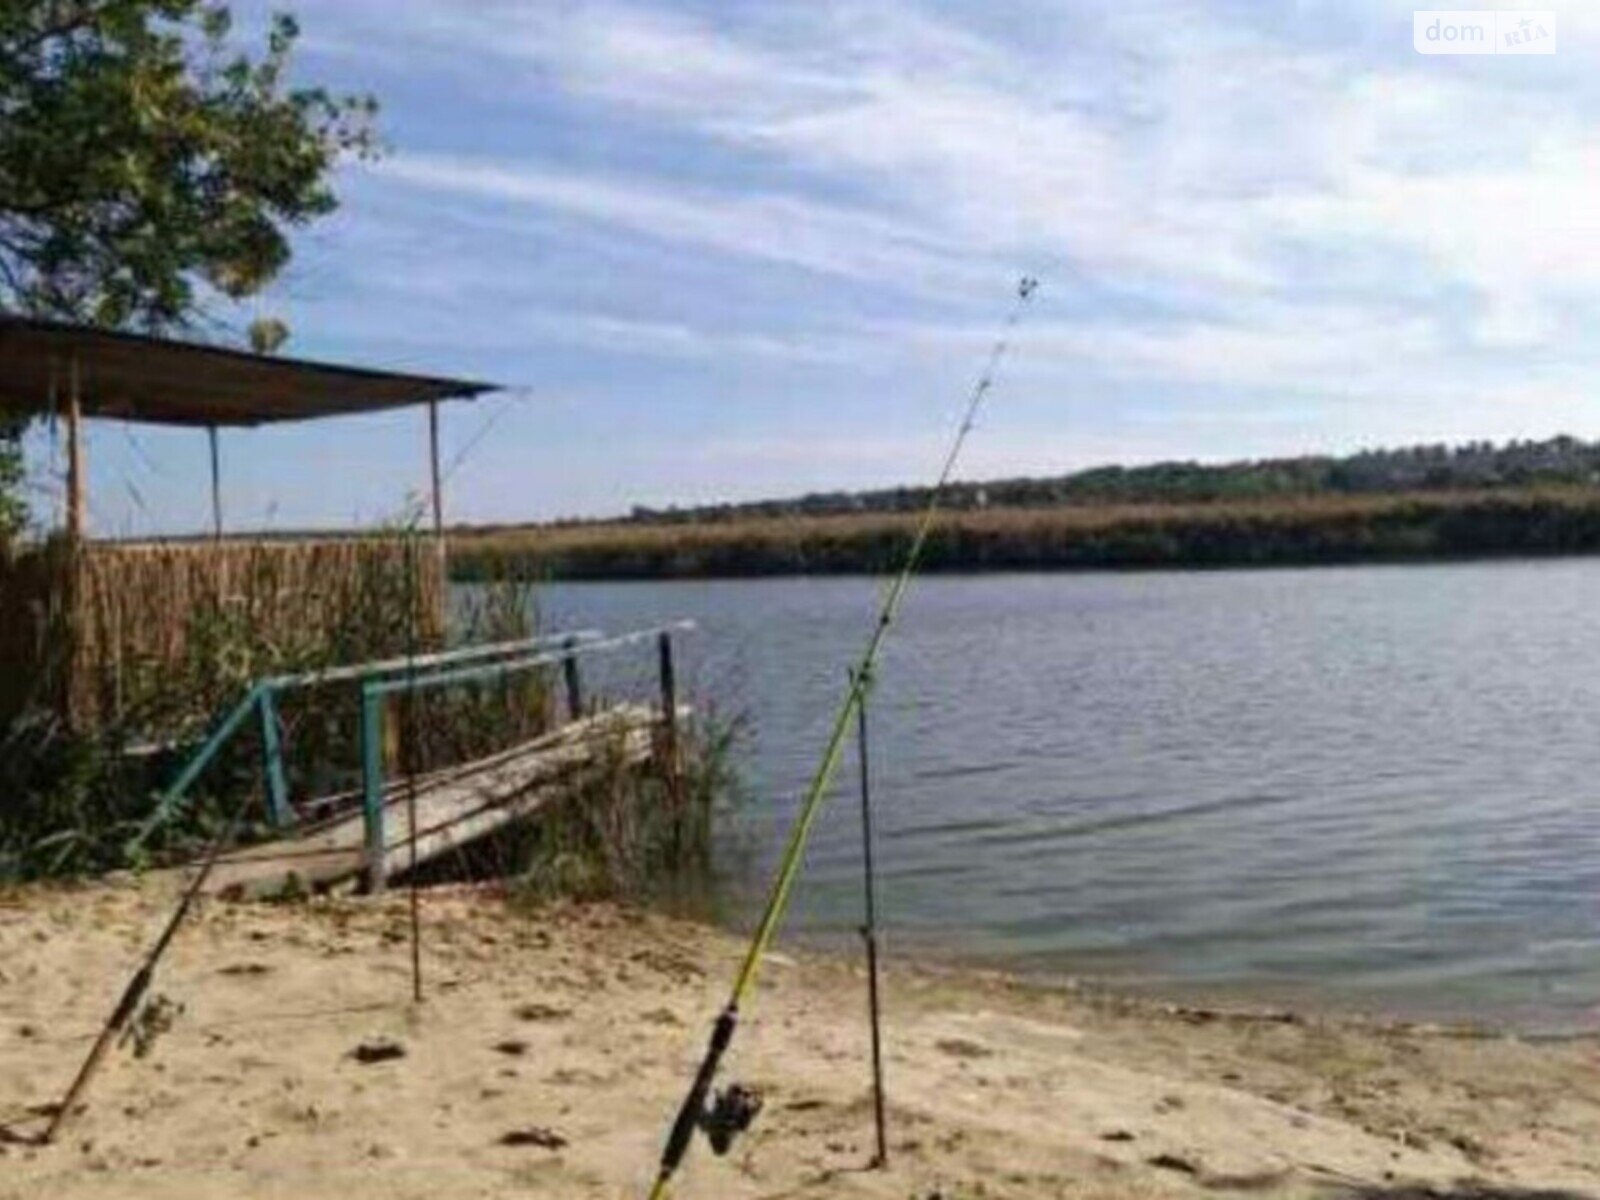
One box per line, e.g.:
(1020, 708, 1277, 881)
(202, 705, 674, 899)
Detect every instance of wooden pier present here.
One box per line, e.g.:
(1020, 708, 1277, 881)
(201, 704, 675, 899)
(120, 622, 697, 900)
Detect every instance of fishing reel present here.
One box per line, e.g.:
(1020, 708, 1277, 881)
(699, 1082, 763, 1156)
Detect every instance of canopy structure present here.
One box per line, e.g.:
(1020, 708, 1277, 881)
(0, 314, 498, 538)
(0, 314, 493, 426)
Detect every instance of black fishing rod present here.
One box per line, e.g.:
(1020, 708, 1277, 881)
(43, 787, 256, 1144)
(854, 664, 888, 1168)
(644, 274, 1039, 1199)
(46, 516, 438, 1142)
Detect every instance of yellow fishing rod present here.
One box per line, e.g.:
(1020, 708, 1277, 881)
(644, 275, 1039, 1200)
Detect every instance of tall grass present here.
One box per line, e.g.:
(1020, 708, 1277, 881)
(0, 536, 447, 731)
(0, 536, 739, 904)
(506, 712, 744, 909)
(0, 536, 528, 879)
(447, 486, 1600, 579)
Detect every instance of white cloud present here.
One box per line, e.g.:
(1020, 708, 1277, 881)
(363, 2, 1596, 350)
(95, 0, 1599, 529)
(377, 153, 994, 294)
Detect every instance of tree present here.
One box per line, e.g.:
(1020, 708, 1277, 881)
(0, 2, 378, 543)
(0, 2, 376, 327)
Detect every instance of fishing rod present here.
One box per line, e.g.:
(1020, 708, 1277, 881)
(643, 274, 1040, 1199)
(48, 517, 444, 1142)
(43, 785, 256, 1144)
(854, 665, 888, 1168)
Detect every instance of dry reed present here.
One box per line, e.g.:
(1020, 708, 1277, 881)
(448, 486, 1600, 579)
(0, 537, 444, 730)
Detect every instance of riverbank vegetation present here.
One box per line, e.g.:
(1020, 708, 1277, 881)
(450, 485, 1600, 580)
(0, 548, 734, 902)
(0, 544, 508, 881)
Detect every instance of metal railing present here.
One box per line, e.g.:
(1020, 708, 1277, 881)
(124, 626, 651, 854)
(356, 620, 694, 889)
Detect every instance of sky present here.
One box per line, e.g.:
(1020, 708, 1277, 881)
(22, 0, 1600, 535)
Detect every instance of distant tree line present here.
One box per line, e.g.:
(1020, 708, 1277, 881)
(624, 436, 1600, 526)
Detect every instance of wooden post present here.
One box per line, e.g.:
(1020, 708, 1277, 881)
(207, 425, 223, 541)
(65, 355, 85, 541)
(562, 635, 583, 721)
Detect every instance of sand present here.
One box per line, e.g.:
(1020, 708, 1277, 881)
(3, 878, 1600, 1199)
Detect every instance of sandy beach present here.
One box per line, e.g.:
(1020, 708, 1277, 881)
(3, 879, 1599, 1200)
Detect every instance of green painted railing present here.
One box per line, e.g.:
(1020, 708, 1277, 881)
(125, 628, 607, 856)
(354, 621, 694, 890)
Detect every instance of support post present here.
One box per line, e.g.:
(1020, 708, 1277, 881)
(258, 688, 292, 827)
(657, 630, 684, 844)
(427, 401, 444, 538)
(207, 425, 223, 541)
(657, 630, 679, 764)
(426, 403, 447, 635)
(562, 635, 583, 720)
(359, 684, 387, 893)
(854, 667, 889, 1169)
(65, 355, 85, 541)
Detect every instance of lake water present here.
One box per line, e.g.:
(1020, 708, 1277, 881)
(516, 560, 1600, 1032)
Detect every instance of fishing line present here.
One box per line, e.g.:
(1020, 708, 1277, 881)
(439, 387, 527, 487)
(119, 422, 167, 479)
(643, 274, 1040, 1200)
(400, 520, 426, 1003)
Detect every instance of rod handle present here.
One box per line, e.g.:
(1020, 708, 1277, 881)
(43, 964, 151, 1143)
(654, 1006, 737, 1188)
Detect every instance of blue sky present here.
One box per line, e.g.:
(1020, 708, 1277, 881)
(23, 0, 1600, 534)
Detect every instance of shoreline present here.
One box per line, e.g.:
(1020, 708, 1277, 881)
(740, 919, 1600, 1045)
(444, 487, 1600, 582)
(6, 879, 1600, 1198)
(812, 944, 1600, 1048)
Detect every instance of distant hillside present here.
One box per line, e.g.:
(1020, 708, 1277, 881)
(620, 435, 1600, 526)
